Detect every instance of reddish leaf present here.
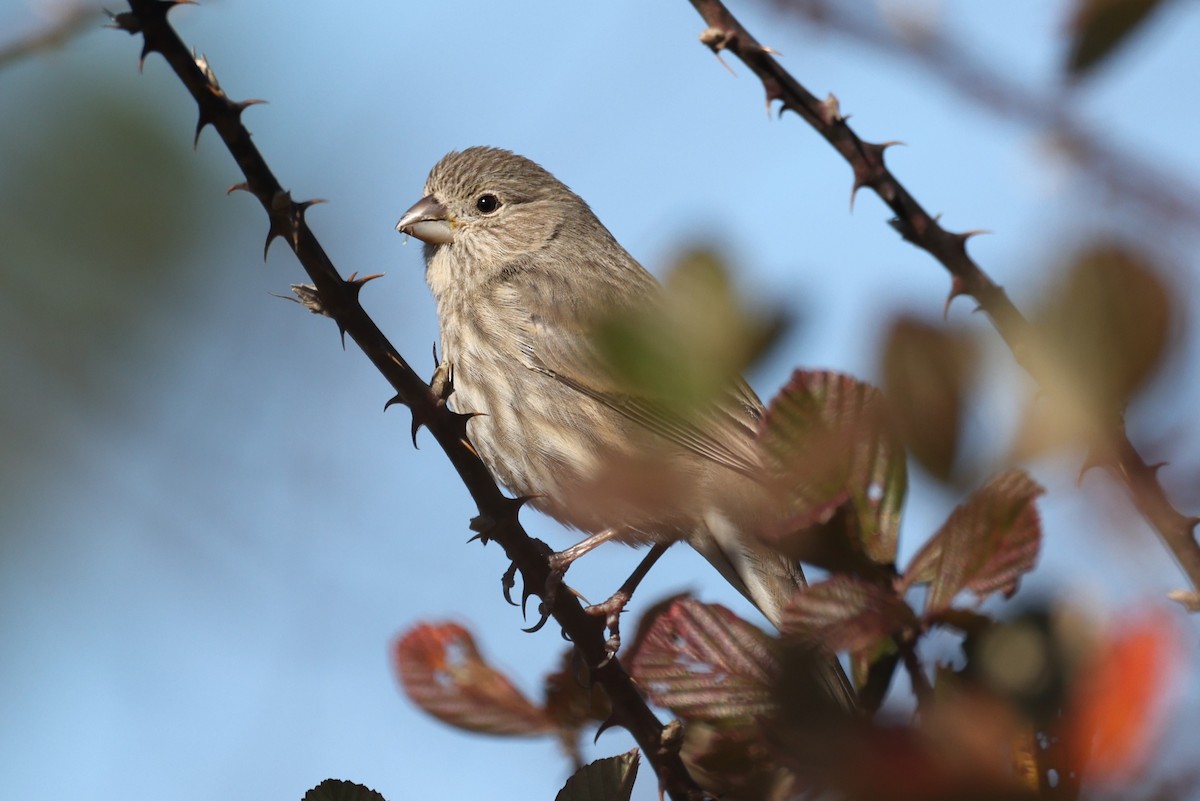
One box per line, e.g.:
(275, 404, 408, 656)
(782, 575, 917, 654)
(627, 599, 778, 721)
(393, 622, 552, 736)
(903, 470, 1044, 615)
(758, 370, 907, 567)
(555, 749, 639, 801)
(303, 780, 387, 801)
(1066, 610, 1179, 782)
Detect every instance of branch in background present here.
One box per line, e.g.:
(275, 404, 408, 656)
(766, 0, 1200, 235)
(0, 2, 105, 71)
(108, 2, 706, 799)
(686, 0, 1200, 597)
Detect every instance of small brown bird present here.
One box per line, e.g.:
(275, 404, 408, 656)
(397, 147, 852, 702)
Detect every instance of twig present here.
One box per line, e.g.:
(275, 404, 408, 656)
(686, 0, 1200, 595)
(767, 0, 1200, 234)
(0, 2, 105, 71)
(109, 2, 707, 798)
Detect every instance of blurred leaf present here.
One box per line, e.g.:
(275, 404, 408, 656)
(595, 247, 785, 414)
(302, 780, 388, 801)
(1066, 610, 1179, 782)
(627, 599, 778, 721)
(881, 318, 976, 481)
(904, 470, 1045, 615)
(758, 370, 907, 568)
(554, 750, 639, 801)
(1066, 0, 1169, 76)
(543, 648, 611, 765)
(680, 720, 796, 801)
(1025, 244, 1172, 456)
(393, 623, 552, 736)
(781, 575, 917, 654)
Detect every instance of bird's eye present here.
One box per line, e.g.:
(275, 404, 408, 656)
(475, 194, 501, 214)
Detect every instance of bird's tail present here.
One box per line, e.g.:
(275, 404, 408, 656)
(694, 514, 857, 709)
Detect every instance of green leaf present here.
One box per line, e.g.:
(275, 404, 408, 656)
(1066, 0, 1170, 77)
(758, 371, 907, 568)
(554, 750, 639, 801)
(627, 599, 778, 721)
(903, 470, 1045, 616)
(595, 247, 785, 414)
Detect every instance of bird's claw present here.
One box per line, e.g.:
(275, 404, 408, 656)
(501, 562, 519, 607)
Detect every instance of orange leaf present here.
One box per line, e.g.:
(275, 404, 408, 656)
(1066, 610, 1179, 781)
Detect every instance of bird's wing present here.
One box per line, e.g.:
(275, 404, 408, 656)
(491, 261, 766, 478)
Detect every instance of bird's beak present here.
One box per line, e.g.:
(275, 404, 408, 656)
(396, 195, 455, 245)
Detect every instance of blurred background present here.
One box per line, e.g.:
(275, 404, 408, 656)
(2, 1, 1198, 799)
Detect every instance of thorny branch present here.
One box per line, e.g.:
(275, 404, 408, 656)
(687, 0, 1200, 598)
(769, 0, 1200, 234)
(109, 2, 706, 798)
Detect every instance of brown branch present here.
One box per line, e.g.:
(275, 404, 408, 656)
(0, 2, 104, 71)
(767, 0, 1200, 234)
(109, 2, 706, 798)
(687, 0, 1200, 595)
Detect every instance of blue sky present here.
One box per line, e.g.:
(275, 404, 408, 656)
(3, 1, 1199, 799)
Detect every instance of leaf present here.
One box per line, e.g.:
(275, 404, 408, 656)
(781, 575, 918, 654)
(881, 318, 976, 481)
(758, 370, 907, 568)
(542, 648, 611, 763)
(903, 470, 1045, 615)
(1066, 0, 1169, 77)
(596, 247, 785, 414)
(1022, 244, 1172, 457)
(554, 750, 639, 801)
(302, 780, 388, 801)
(1066, 610, 1179, 782)
(393, 623, 552, 736)
(627, 599, 778, 721)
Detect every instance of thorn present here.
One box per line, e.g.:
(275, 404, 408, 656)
(449, 409, 481, 439)
(263, 222, 286, 260)
(138, 39, 156, 71)
(943, 276, 968, 319)
(593, 712, 623, 742)
(501, 562, 519, 607)
(193, 109, 214, 149)
(384, 393, 404, 412)
(1186, 516, 1200, 532)
(1147, 461, 1169, 477)
(226, 182, 250, 195)
(233, 98, 267, 115)
(430, 342, 440, 372)
(296, 198, 328, 221)
(716, 51, 737, 76)
(950, 228, 991, 255)
(345, 273, 381, 302)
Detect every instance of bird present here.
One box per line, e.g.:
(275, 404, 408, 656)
(396, 146, 852, 704)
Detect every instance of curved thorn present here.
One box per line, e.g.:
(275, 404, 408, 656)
(593, 713, 622, 743)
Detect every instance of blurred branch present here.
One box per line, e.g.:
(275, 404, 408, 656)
(766, 0, 1200, 233)
(686, 0, 1200, 596)
(108, 3, 706, 799)
(0, 2, 104, 71)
